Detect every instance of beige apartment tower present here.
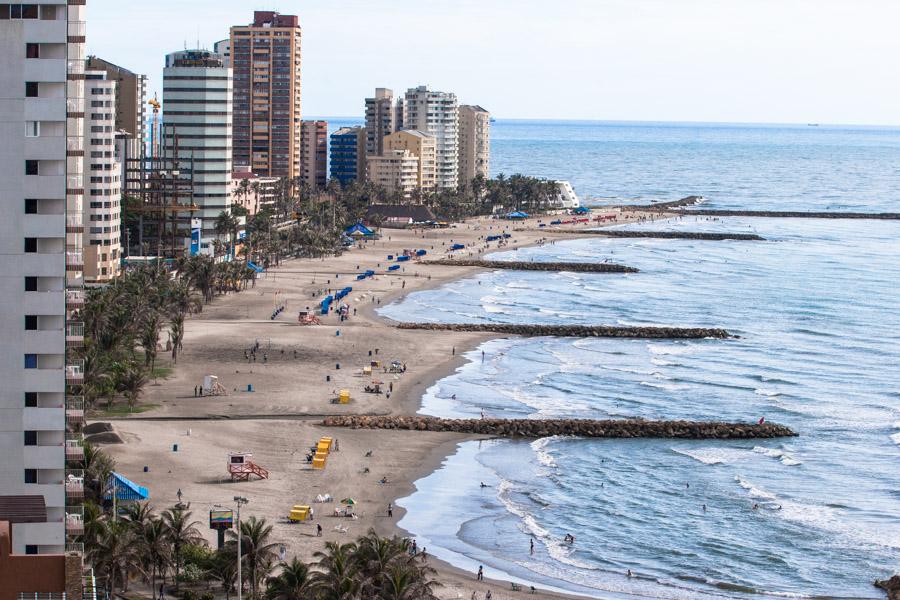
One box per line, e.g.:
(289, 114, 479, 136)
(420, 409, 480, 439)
(383, 130, 436, 193)
(230, 11, 302, 178)
(458, 105, 490, 188)
(300, 120, 327, 189)
(365, 88, 403, 156)
(366, 150, 420, 200)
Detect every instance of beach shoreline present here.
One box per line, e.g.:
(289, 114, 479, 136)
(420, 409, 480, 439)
(95, 209, 653, 599)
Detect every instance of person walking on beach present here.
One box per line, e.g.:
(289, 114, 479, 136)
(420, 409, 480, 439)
(316, 523, 322, 537)
(485, 590, 492, 600)
(530, 537, 534, 555)
(477, 565, 484, 581)
(388, 503, 393, 517)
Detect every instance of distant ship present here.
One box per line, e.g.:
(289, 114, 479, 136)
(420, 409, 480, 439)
(808, 123, 820, 127)
(490, 118, 497, 123)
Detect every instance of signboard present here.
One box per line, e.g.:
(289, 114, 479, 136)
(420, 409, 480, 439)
(209, 509, 233, 530)
(190, 218, 202, 256)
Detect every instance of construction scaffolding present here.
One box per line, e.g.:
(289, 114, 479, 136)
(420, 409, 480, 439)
(122, 108, 198, 259)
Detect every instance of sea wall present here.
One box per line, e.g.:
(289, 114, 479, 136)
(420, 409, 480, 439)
(552, 230, 765, 241)
(395, 323, 733, 339)
(322, 415, 797, 439)
(424, 259, 639, 273)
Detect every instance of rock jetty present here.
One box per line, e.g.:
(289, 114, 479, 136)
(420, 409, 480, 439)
(424, 259, 639, 273)
(631, 207, 900, 220)
(552, 230, 765, 241)
(876, 576, 900, 600)
(322, 415, 796, 439)
(395, 323, 732, 339)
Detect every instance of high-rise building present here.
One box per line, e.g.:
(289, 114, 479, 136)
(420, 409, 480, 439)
(383, 130, 436, 194)
(366, 150, 420, 200)
(230, 11, 302, 178)
(84, 56, 147, 161)
(84, 71, 122, 283)
(403, 86, 458, 190)
(329, 126, 366, 185)
(162, 49, 233, 252)
(0, 0, 87, 557)
(299, 120, 327, 189)
(364, 88, 403, 156)
(457, 105, 490, 189)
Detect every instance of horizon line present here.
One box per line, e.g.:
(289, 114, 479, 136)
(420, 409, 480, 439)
(307, 116, 900, 130)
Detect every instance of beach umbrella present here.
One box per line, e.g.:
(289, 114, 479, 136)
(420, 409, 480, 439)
(341, 498, 356, 505)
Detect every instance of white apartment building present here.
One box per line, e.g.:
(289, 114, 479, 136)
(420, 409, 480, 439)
(162, 49, 233, 253)
(383, 129, 436, 193)
(0, 0, 87, 554)
(365, 87, 403, 157)
(403, 86, 458, 190)
(84, 70, 121, 282)
(458, 105, 490, 189)
(366, 150, 420, 200)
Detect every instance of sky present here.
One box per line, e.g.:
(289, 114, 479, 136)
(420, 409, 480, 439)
(85, 0, 900, 125)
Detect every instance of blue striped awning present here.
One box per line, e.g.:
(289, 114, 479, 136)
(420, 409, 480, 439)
(104, 472, 149, 501)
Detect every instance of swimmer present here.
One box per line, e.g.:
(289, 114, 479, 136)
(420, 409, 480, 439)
(480, 482, 488, 488)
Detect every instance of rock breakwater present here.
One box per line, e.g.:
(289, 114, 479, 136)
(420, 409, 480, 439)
(424, 259, 639, 273)
(322, 415, 796, 439)
(395, 323, 733, 339)
(631, 208, 900, 220)
(552, 230, 765, 241)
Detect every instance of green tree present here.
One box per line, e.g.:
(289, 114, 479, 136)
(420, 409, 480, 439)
(161, 505, 204, 592)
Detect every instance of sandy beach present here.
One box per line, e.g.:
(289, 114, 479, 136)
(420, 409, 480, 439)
(97, 209, 652, 599)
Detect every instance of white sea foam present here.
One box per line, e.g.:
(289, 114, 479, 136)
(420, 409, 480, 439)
(672, 447, 752, 465)
(891, 432, 900, 446)
(754, 388, 782, 397)
(647, 343, 695, 356)
(531, 436, 560, 469)
(753, 446, 802, 466)
(735, 476, 778, 500)
(640, 380, 687, 392)
(495, 479, 598, 572)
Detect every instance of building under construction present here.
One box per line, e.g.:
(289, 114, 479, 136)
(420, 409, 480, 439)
(121, 104, 199, 259)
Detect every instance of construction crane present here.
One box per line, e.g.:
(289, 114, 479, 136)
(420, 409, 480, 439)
(147, 94, 160, 114)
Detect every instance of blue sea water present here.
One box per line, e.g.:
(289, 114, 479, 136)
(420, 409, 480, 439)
(378, 121, 900, 599)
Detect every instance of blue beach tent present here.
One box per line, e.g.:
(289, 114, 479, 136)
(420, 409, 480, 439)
(387, 265, 400, 271)
(505, 211, 529, 219)
(104, 472, 149, 502)
(573, 206, 590, 215)
(345, 223, 375, 237)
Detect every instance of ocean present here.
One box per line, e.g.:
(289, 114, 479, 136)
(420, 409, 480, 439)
(376, 120, 900, 599)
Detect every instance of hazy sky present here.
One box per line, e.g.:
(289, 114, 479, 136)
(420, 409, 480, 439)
(86, 0, 900, 125)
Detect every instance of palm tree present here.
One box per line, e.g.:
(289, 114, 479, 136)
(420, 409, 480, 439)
(266, 557, 315, 599)
(227, 515, 280, 599)
(140, 311, 162, 371)
(161, 505, 204, 592)
(379, 563, 441, 600)
(122, 501, 153, 531)
(90, 519, 144, 594)
(209, 547, 239, 600)
(166, 280, 201, 363)
(117, 362, 149, 412)
(139, 515, 173, 599)
(83, 442, 116, 503)
(311, 541, 359, 600)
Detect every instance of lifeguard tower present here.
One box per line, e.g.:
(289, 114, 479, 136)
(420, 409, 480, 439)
(204, 375, 228, 396)
(228, 452, 269, 482)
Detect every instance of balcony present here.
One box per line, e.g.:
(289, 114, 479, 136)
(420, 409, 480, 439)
(65, 289, 84, 308)
(65, 542, 84, 554)
(65, 506, 84, 535)
(65, 322, 83, 347)
(66, 396, 84, 424)
(65, 469, 84, 500)
(65, 435, 83, 461)
(66, 214, 83, 233)
(65, 249, 83, 271)
(65, 360, 83, 384)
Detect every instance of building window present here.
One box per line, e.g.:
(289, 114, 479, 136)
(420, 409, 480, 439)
(24, 354, 37, 369)
(25, 160, 38, 175)
(25, 315, 37, 330)
(25, 121, 39, 137)
(24, 431, 37, 446)
(25, 545, 38, 555)
(24, 469, 37, 484)
(25, 392, 37, 407)
(24, 276, 38, 291)
(24, 237, 37, 252)
(26, 42, 39, 58)
(24, 198, 38, 214)
(25, 81, 38, 97)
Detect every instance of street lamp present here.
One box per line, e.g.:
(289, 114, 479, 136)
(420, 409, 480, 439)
(233, 496, 249, 600)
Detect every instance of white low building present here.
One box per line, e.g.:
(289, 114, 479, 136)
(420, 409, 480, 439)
(552, 180, 580, 208)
